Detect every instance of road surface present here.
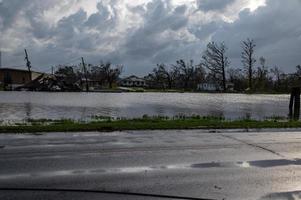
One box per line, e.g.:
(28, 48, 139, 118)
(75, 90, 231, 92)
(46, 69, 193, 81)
(1, 129, 301, 199)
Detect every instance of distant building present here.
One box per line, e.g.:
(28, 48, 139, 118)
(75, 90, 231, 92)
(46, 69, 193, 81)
(119, 75, 146, 87)
(0, 68, 42, 90)
(197, 82, 221, 91)
(226, 83, 234, 91)
(77, 78, 104, 91)
(197, 82, 234, 91)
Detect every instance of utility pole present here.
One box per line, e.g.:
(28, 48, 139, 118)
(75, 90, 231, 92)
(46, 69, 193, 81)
(51, 66, 54, 75)
(24, 49, 32, 81)
(81, 57, 89, 92)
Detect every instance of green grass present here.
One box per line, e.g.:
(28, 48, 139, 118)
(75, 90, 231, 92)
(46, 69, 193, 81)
(1, 116, 301, 133)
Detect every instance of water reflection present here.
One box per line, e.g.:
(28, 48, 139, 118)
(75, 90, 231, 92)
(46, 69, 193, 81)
(1, 159, 300, 180)
(260, 191, 301, 200)
(245, 159, 301, 168)
(0, 92, 290, 121)
(190, 159, 301, 169)
(190, 162, 223, 168)
(24, 103, 32, 120)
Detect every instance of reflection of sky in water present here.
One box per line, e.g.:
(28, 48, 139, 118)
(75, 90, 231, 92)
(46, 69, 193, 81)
(0, 92, 290, 121)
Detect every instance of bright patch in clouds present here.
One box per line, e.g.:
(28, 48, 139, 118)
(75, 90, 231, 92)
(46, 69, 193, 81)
(248, 0, 266, 11)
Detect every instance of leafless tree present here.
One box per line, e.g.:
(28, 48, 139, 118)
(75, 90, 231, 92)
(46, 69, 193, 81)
(201, 42, 229, 91)
(270, 66, 282, 82)
(99, 62, 123, 88)
(173, 59, 195, 89)
(257, 56, 268, 80)
(90, 65, 106, 86)
(149, 64, 168, 89)
(163, 65, 177, 89)
(255, 56, 269, 90)
(241, 38, 256, 90)
(153, 64, 176, 89)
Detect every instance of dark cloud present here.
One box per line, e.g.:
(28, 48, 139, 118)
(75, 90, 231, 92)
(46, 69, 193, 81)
(0, 0, 27, 30)
(123, 1, 188, 60)
(212, 0, 301, 70)
(0, 0, 300, 75)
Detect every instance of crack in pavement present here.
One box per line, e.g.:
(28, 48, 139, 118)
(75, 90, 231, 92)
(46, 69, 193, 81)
(220, 134, 285, 158)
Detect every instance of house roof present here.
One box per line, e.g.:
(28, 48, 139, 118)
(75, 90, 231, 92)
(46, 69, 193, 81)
(0, 67, 42, 74)
(121, 75, 145, 82)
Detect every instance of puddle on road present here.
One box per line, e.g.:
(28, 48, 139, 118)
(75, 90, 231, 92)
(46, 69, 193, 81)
(238, 159, 301, 168)
(190, 162, 223, 168)
(190, 159, 301, 169)
(260, 190, 301, 200)
(1, 158, 301, 180)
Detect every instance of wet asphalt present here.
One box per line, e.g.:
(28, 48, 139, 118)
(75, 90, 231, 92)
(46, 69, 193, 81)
(1, 129, 301, 200)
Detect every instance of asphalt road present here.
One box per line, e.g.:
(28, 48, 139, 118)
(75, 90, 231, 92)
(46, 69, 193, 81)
(1, 129, 301, 200)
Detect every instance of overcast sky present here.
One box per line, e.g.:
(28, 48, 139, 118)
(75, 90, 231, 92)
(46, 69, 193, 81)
(0, 0, 300, 75)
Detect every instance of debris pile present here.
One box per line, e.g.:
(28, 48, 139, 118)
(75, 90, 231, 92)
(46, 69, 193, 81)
(16, 74, 81, 92)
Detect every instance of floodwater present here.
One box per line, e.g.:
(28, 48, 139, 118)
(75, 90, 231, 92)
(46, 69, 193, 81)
(0, 91, 290, 121)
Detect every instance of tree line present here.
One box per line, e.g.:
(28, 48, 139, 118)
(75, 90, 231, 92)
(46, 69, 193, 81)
(146, 39, 301, 93)
(54, 38, 301, 93)
(54, 61, 123, 89)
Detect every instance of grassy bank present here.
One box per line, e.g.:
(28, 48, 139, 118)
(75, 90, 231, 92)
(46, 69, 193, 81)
(0, 116, 301, 133)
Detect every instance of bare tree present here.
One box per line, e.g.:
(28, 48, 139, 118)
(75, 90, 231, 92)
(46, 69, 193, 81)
(55, 65, 79, 84)
(90, 65, 107, 86)
(100, 62, 123, 88)
(241, 38, 256, 90)
(270, 66, 282, 86)
(153, 64, 176, 89)
(255, 56, 269, 91)
(258, 56, 268, 80)
(227, 68, 247, 91)
(194, 65, 206, 87)
(148, 64, 168, 89)
(174, 59, 195, 89)
(201, 42, 229, 91)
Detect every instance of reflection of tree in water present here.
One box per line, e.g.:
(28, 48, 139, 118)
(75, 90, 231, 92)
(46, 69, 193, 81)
(208, 110, 224, 119)
(24, 103, 32, 121)
(80, 107, 87, 121)
(206, 101, 225, 118)
(79, 106, 121, 121)
(153, 105, 166, 117)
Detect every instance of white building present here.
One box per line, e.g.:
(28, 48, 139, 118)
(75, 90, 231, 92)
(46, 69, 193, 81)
(197, 82, 234, 91)
(119, 75, 146, 87)
(197, 83, 221, 91)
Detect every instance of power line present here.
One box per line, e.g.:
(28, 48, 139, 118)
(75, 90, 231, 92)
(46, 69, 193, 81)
(48, 57, 82, 68)
(33, 57, 82, 73)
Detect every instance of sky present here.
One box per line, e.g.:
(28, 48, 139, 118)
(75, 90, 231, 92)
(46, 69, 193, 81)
(0, 0, 300, 76)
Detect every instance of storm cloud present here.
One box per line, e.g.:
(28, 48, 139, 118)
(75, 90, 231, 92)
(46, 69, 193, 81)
(0, 0, 300, 75)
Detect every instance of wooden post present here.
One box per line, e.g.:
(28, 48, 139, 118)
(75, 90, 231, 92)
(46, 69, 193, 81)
(289, 87, 300, 120)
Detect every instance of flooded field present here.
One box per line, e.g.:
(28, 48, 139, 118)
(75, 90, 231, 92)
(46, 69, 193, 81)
(0, 91, 290, 122)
